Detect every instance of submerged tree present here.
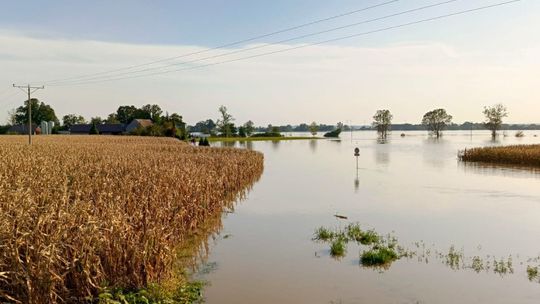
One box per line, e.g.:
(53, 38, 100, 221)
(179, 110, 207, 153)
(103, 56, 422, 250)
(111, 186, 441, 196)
(217, 105, 235, 137)
(422, 108, 453, 138)
(372, 110, 393, 139)
(243, 120, 255, 137)
(483, 104, 508, 138)
(309, 122, 319, 136)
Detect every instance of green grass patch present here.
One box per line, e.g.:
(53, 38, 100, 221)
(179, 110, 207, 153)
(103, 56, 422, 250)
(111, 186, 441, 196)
(314, 226, 335, 242)
(360, 246, 399, 266)
(98, 281, 204, 304)
(330, 238, 347, 258)
(527, 265, 539, 282)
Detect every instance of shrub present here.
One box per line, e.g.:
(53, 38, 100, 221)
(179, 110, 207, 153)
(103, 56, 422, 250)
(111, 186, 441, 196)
(324, 129, 342, 138)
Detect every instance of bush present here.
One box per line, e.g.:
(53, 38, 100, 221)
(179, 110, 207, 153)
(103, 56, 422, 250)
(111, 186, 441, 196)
(324, 129, 342, 138)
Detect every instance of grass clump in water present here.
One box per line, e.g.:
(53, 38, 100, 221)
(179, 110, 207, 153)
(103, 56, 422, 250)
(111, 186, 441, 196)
(359, 230, 380, 245)
(527, 265, 539, 282)
(314, 226, 335, 241)
(360, 245, 399, 266)
(330, 238, 347, 258)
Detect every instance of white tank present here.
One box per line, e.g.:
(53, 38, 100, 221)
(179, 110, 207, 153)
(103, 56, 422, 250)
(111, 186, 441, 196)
(40, 121, 48, 135)
(47, 121, 55, 134)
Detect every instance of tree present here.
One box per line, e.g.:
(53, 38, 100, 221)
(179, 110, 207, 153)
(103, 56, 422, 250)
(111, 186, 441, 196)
(106, 113, 120, 123)
(62, 114, 86, 128)
(422, 108, 453, 138)
(89, 123, 99, 135)
(141, 104, 163, 123)
(336, 122, 344, 130)
(483, 104, 508, 138)
(271, 126, 281, 135)
(309, 122, 319, 136)
(14, 99, 59, 125)
(217, 105, 235, 137)
(90, 117, 104, 125)
(116, 105, 138, 124)
(238, 126, 247, 137)
(243, 120, 255, 136)
(6, 108, 17, 125)
(372, 110, 393, 138)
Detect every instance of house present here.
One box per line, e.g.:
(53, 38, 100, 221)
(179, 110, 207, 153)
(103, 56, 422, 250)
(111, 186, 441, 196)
(7, 124, 38, 135)
(70, 124, 126, 135)
(125, 119, 154, 133)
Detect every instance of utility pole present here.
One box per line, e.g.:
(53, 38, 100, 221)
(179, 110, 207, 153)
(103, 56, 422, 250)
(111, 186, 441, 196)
(13, 84, 45, 145)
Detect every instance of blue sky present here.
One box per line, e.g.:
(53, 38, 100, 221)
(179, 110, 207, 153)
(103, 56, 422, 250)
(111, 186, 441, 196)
(0, 0, 535, 48)
(0, 0, 538, 124)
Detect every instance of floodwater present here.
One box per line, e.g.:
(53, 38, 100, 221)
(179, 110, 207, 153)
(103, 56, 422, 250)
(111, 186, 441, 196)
(201, 130, 540, 303)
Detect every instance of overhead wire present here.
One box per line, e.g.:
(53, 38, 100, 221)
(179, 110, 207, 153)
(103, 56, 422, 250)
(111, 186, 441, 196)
(46, 0, 462, 85)
(40, 0, 400, 85)
(48, 0, 521, 87)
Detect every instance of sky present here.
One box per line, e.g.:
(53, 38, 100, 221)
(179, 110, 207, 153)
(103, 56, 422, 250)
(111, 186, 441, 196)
(0, 0, 539, 125)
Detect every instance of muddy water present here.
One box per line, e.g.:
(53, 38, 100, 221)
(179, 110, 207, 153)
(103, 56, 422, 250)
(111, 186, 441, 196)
(203, 131, 540, 303)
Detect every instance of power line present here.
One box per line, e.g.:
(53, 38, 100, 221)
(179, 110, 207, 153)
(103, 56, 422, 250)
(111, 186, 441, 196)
(47, 0, 461, 85)
(49, 0, 521, 87)
(12, 84, 45, 145)
(40, 0, 399, 85)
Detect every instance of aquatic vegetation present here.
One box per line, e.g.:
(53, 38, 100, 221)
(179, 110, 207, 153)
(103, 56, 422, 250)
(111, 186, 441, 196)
(313, 221, 536, 283)
(358, 229, 380, 245)
(445, 246, 464, 270)
(360, 246, 399, 266)
(345, 223, 363, 242)
(330, 238, 347, 258)
(459, 144, 540, 167)
(526, 265, 539, 282)
(493, 256, 514, 275)
(314, 226, 336, 242)
(0, 136, 264, 303)
(471, 256, 485, 273)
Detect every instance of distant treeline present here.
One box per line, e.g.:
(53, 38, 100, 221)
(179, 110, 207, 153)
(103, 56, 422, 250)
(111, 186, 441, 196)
(360, 122, 540, 131)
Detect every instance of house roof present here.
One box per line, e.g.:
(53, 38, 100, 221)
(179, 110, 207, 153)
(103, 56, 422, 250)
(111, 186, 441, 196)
(70, 124, 126, 134)
(8, 124, 37, 134)
(132, 119, 153, 128)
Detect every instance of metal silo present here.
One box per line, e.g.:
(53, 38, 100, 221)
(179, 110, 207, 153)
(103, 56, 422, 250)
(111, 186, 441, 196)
(40, 121, 48, 135)
(47, 121, 55, 134)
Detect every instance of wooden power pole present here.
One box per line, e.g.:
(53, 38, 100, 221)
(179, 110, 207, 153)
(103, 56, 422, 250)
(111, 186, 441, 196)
(13, 84, 44, 145)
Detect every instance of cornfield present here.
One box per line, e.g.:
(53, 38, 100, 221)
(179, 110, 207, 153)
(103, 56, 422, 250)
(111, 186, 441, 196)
(459, 144, 540, 167)
(0, 135, 264, 303)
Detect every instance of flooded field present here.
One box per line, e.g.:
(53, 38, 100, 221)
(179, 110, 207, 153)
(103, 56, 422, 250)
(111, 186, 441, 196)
(203, 130, 540, 303)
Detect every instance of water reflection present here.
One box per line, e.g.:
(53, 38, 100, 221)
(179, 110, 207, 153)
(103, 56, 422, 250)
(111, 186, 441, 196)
(270, 140, 280, 151)
(309, 139, 317, 153)
(459, 162, 540, 179)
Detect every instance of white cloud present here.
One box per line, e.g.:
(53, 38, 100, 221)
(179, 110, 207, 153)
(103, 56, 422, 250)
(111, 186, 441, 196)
(1, 31, 539, 125)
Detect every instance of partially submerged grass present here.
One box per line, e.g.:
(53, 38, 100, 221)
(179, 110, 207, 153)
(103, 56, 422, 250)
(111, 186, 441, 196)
(527, 265, 539, 282)
(314, 226, 335, 242)
(330, 238, 347, 258)
(459, 144, 540, 167)
(360, 246, 399, 266)
(0, 136, 264, 303)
